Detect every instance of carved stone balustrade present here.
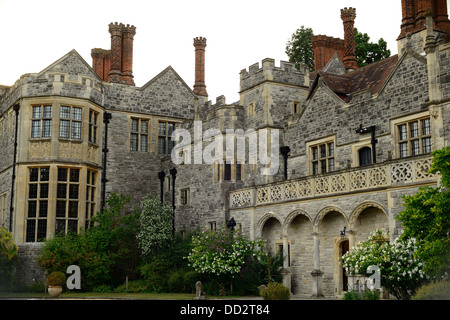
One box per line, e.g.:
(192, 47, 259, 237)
(230, 155, 436, 209)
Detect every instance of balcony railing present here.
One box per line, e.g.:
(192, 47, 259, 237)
(230, 155, 436, 209)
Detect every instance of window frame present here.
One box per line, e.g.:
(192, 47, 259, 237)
(26, 167, 50, 242)
(31, 105, 53, 138)
(396, 116, 431, 158)
(180, 188, 190, 205)
(55, 167, 81, 235)
(88, 110, 99, 144)
(158, 121, 175, 155)
(59, 105, 82, 140)
(130, 118, 149, 152)
(309, 139, 335, 175)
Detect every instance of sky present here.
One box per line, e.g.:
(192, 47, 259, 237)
(0, 0, 446, 103)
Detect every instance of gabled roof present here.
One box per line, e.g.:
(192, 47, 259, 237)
(140, 65, 195, 96)
(308, 54, 399, 103)
(36, 49, 102, 81)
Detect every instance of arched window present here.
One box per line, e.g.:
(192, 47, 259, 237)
(359, 147, 372, 166)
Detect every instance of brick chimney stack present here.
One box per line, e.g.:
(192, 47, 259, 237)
(108, 22, 124, 83)
(91, 48, 111, 81)
(341, 7, 358, 72)
(193, 37, 208, 97)
(121, 24, 136, 86)
(311, 35, 345, 71)
(399, 0, 450, 39)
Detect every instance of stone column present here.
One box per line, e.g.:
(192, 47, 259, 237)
(311, 232, 324, 297)
(340, 7, 358, 72)
(193, 37, 208, 97)
(282, 237, 292, 294)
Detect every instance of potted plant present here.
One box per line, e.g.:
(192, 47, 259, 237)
(46, 271, 66, 297)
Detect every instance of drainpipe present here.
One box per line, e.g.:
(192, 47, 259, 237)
(169, 168, 177, 235)
(9, 103, 20, 232)
(101, 112, 112, 210)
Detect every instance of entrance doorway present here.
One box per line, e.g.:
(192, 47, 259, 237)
(341, 240, 349, 291)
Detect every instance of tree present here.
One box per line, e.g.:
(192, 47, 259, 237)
(285, 26, 315, 71)
(0, 227, 18, 260)
(354, 28, 391, 67)
(38, 193, 141, 290)
(285, 27, 391, 71)
(396, 147, 450, 279)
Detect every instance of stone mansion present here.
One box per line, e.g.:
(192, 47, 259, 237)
(1, 0, 449, 297)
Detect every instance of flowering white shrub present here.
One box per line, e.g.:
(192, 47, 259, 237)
(137, 197, 174, 259)
(343, 229, 428, 300)
(187, 226, 266, 276)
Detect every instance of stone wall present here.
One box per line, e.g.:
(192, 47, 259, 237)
(14, 243, 46, 287)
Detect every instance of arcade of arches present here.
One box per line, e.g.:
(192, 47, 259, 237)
(259, 203, 389, 297)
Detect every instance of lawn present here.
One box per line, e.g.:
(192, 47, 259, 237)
(0, 291, 196, 299)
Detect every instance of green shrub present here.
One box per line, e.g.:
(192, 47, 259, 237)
(412, 281, 450, 300)
(168, 270, 186, 293)
(27, 282, 45, 293)
(260, 282, 290, 300)
(184, 271, 201, 293)
(139, 258, 170, 293)
(114, 280, 152, 293)
(92, 284, 113, 293)
(342, 290, 380, 300)
(46, 271, 66, 286)
(0, 255, 15, 292)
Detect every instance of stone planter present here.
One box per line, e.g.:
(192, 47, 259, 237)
(48, 286, 63, 297)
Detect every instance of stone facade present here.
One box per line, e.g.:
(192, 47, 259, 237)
(0, 0, 449, 297)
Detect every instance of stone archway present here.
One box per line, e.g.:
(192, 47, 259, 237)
(316, 207, 348, 297)
(286, 211, 314, 296)
(349, 202, 389, 243)
(260, 214, 283, 255)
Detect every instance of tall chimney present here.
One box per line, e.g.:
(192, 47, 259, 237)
(341, 7, 358, 72)
(193, 37, 208, 97)
(400, 0, 417, 38)
(311, 35, 345, 71)
(121, 24, 136, 86)
(91, 48, 111, 81)
(434, 0, 450, 33)
(108, 22, 124, 83)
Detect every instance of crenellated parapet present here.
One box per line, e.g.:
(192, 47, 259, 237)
(239, 58, 309, 92)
